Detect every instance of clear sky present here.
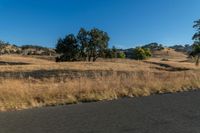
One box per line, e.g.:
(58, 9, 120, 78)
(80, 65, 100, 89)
(0, 0, 199, 48)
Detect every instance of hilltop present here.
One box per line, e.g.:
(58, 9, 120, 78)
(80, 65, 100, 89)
(0, 41, 56, 56)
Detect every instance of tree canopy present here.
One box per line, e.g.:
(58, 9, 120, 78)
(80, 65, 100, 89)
(193, 19, 200, 44)
(55, 28, 110, 62)
(191, 19, 200, 66)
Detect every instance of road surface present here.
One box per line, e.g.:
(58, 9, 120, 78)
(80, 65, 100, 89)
(0, 91, 200, 133)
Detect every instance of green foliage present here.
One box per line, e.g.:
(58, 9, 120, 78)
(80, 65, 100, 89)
(193, 19, 200, 43)
(192, 19, 200, 66)
(89, 28, 110, 61)
(190, 19, 200, 57)
(106, 46, 117, 58)
(191, 44, 200, 66)
(56, 34, 80, 61)
(103, 46, 126, 59)
(117, 52, 126, 58)
(77, 28, 90, 61)
(55, 28, 110, 62)
(193, 44, 200, 53)
(104, 48, 114, 58)
(131, 47, 152, 60)
(144, 48, 152, 57)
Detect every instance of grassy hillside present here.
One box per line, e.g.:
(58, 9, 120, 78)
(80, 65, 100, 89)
(151, 48, 187, 58)
(0, 50, 200, 111)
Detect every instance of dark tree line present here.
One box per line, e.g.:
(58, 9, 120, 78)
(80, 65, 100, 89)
(56, 28, 110, 62)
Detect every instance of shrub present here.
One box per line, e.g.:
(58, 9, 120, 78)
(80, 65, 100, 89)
(117, 52, 126, 58)
(131, 47, 152, 60)
(104, 49, 115, 58)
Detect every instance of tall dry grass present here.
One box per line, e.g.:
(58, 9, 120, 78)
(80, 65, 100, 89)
(0, 54, 200, 111)
(1, 70, 200, 111)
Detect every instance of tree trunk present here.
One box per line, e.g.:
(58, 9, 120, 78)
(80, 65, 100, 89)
(88, 56, 91, 62)
(196, 55, 200, 66)
(93, 56, 97, 62)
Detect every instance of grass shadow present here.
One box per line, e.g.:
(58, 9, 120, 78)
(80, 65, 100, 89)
(144, 61, 190, 72)
(0, 61, 30, 65)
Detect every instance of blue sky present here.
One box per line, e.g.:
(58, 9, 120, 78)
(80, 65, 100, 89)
(0, 0, 199, 48)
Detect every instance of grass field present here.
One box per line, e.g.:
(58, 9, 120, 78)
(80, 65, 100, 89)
(1, 49, 200, 111)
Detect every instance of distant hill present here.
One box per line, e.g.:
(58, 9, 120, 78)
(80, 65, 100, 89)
(20, 45, 56, 56)
(169, 44, 193, 53)
(0, 41, 21, 54)
(141, 42, 164, 51)
(151, 48, 187, 58)
(0, 41, 56, 56)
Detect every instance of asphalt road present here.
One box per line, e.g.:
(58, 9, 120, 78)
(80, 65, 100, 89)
(1, 91, 200, 133)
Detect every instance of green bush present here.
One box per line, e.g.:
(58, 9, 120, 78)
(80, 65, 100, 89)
(117, 52, 126, 58)
(131, 47, 151, 60)
(104, 48, 115, 58)
(191, 43, 200, 66)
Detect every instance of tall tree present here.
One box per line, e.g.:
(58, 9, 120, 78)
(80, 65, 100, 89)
(55, 28, 110, 62)
(193, 19, 200, 43)
(77, 28, 90, 61)
(89, 28, 110, 61)
(192, 19, 200, 66)
(56, 34, 80, 61)
(112, 46, 117, 58)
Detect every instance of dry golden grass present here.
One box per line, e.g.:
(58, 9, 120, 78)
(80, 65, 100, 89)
(1, 70, 200, 111)
(0, 51, 200, 111)
(0, 55, 155, 73)
(152, 48, 188, 59)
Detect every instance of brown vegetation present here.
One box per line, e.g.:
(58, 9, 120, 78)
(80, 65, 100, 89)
(0, 50, 200, 111)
